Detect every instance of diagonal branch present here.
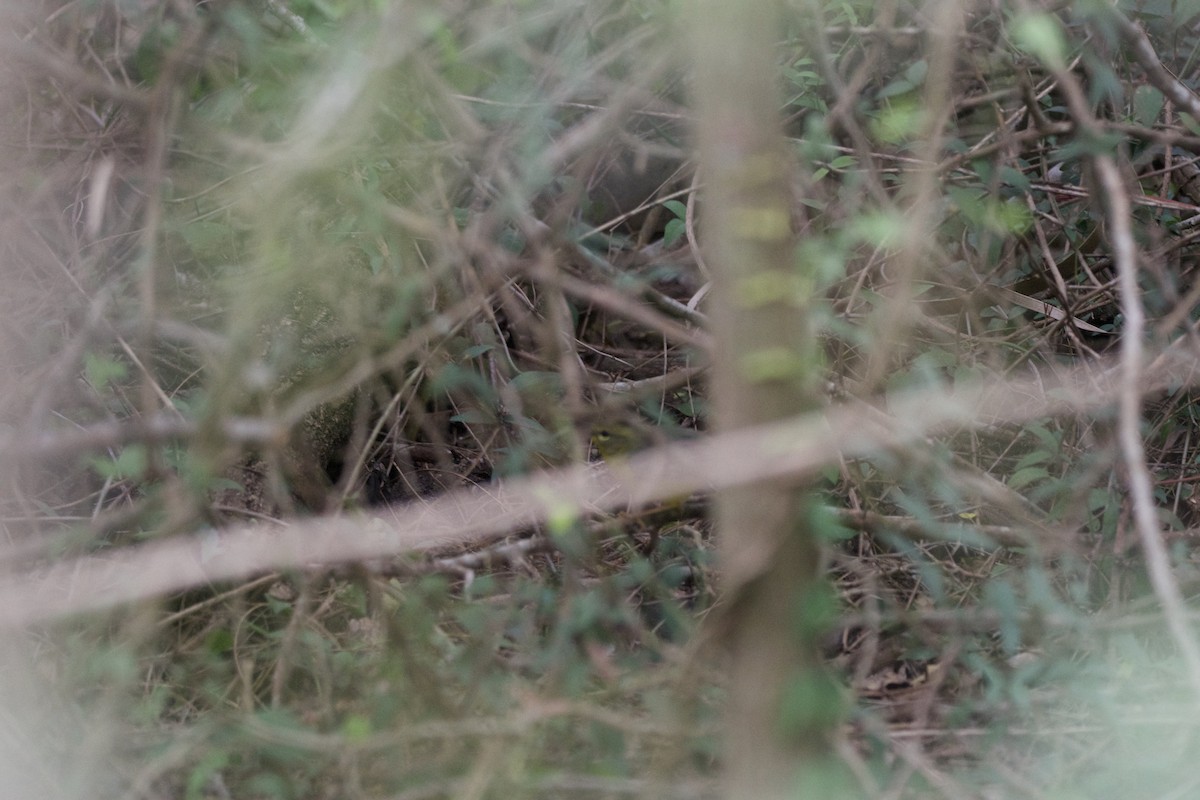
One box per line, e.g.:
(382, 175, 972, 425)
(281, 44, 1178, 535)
(3, 346, 1200, 627)
(1107, 9, 1200, 121)
(1042, 13, 1200, 703)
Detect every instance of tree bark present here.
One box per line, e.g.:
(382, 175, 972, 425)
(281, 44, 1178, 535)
(688, 2, 836, 797)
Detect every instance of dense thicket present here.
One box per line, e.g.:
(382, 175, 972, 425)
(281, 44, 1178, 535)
(4, 2, 1200, 797)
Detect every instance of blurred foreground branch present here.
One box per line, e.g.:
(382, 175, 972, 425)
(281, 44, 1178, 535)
(3, 344, 1198, 626)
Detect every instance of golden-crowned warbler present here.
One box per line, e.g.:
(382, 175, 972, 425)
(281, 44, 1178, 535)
(588, 416, 694, 555)
(589, 419, 649, 461)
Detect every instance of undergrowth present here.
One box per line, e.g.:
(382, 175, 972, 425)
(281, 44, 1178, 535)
(5, 0, 1200, 798)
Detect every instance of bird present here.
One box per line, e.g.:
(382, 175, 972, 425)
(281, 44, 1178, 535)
(589, 418, 649, 461)
(587, 415, 698, 554)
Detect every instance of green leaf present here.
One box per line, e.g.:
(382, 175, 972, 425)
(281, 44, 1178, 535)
(1012, 448, 1051, 471)
(869, 99, 924, 142)
(662, 199, 687, 219)
(1176, 0, 1200, 21)
(877, 60, 926, 99)
(1011, 12, 1069, 69)
(186, 750, 231, 800)
(341, 714, 373, 741)
(983, 579, 1022, 653)
(999, 166, 1032, 192)
(461, 343, 494, 358)
(905, 59, 928, 85)
(1133, 84, 1165, 127)
(663, 217, 685, 246)
(205, 628, 234, 655)
(1008, 466, 1049, 491)
(740, 347, 810, 382)
(848, 210, 908, 248)
(89, 445, 148, 481)
(1087, 488, 1116, 511)
(178, 219, 238, 261)
(84, 352, 128, 390)
(1026, 422, 1062, 453)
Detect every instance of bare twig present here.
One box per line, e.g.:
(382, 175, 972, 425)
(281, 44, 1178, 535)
(3, 346, 1200, 625)
(572, 243, 709, 328)
(1043, 13, 1200, 703)
(1106, 8, 1200, 121)
(1098, 156, 1200, 704)
(263, 0, 325, 47)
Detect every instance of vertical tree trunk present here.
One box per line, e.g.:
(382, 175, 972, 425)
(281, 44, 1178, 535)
(688, 3, 836, 797)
